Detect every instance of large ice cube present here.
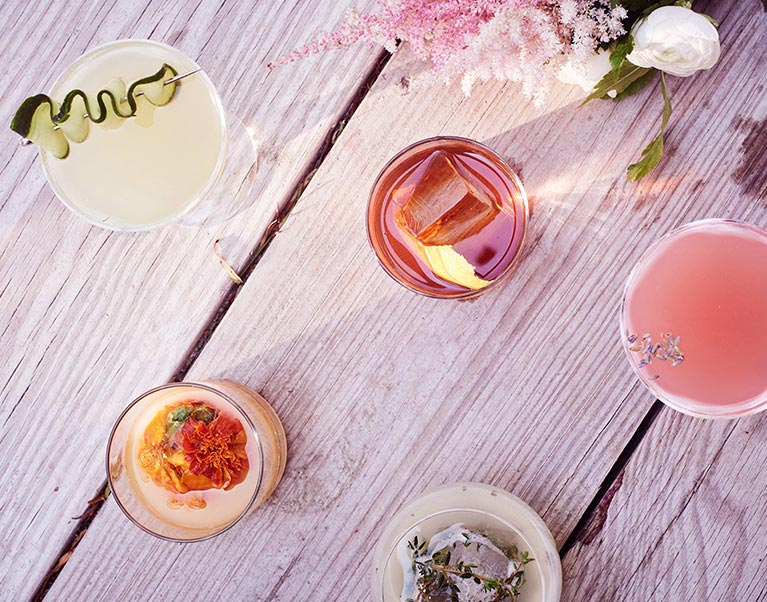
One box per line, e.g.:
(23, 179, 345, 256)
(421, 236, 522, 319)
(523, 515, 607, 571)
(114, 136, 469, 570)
(394, 150, 499, 246)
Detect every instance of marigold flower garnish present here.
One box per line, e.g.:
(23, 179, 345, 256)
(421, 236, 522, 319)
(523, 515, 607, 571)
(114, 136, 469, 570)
(138, 402, 249, 496)
(175, 414, 249, 490)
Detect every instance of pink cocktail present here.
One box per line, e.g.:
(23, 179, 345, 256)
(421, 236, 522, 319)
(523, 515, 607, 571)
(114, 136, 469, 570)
(621, 219, 767, 418)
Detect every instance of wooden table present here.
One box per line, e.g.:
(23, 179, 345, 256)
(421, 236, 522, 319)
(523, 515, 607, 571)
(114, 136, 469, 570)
(1, 1, 765, 600)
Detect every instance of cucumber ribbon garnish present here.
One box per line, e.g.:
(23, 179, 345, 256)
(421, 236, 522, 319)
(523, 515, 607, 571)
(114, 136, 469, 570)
(10, 63, 182, 159)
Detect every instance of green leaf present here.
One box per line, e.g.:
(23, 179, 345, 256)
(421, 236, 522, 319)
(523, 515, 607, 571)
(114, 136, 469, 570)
(165, 404, 193, 439)
(642, 0, 682, 15)
(170, 405, 192, 422)
(583, 62, 652, 104)
(612, 69, 657, 101)
(627, 72, 673, 181)
(191, 405, 216, 423)
(582, 38, 643, 104)
(432, 548, 450, 565)
(609, 36, 634, 72)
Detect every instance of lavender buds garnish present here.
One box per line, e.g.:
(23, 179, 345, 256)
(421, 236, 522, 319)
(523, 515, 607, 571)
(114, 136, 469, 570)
(627, 332, 685, 380)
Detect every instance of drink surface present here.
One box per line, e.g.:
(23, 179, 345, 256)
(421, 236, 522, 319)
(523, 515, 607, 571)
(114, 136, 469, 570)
(622, 220, 767, 414)
(368, 139, 527, 297)
(124, 386, 260, 531)
(42, 40, 226, 230)
(109, 381, 286, 540)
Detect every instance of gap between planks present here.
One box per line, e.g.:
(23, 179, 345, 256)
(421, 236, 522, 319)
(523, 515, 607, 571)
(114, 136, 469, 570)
(560, 399, 666, 557)
(29, 47, 392, 602)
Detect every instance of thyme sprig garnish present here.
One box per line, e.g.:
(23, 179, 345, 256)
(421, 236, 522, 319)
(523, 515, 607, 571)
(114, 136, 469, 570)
(627, 332, 685, 380)
(405, 535, 532, 602)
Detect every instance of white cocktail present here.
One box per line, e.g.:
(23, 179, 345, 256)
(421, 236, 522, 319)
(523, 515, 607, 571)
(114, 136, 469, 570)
(108, 380, 287, 541)
(372, 483, 561, 602)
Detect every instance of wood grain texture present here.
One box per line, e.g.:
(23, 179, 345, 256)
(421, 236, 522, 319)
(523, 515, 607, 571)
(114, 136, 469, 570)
(562, 410, 767, 602)
(0, 0, 380, 599)
(44, 1, 766, 600)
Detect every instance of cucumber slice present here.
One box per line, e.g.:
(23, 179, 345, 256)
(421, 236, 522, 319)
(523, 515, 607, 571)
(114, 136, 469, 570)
(10, 95, 69, 159)
(128, 64, 178, 107)
(54, 93, 88, 142)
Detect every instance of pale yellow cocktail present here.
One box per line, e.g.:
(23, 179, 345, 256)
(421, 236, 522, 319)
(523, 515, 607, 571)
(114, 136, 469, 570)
(37, 39, 227, 230)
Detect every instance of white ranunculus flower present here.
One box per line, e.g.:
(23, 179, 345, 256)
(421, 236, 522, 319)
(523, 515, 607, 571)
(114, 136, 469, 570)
(626, 6, 720, 77)
(557, 50, 613, 94)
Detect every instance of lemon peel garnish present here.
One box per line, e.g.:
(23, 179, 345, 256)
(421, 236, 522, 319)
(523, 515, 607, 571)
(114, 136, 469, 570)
(420, 244, 492, 290)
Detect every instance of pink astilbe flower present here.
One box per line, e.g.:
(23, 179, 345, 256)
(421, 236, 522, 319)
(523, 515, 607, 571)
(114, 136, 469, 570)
(270, 0, 628, 104)
(447, 1, 627, 104)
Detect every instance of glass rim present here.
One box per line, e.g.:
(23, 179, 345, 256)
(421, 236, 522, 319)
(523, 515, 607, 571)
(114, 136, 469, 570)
(40, 38, 229, 232)
(105, 380, 265, 543)
(365, 135, 529, 300)
(619, 218, 767, 419)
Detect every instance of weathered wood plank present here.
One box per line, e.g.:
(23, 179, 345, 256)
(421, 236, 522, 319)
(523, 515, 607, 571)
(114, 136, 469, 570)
(0, 0, 380, 598)
(45, 1, 766, 599)
(561, 410, 767, 602)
